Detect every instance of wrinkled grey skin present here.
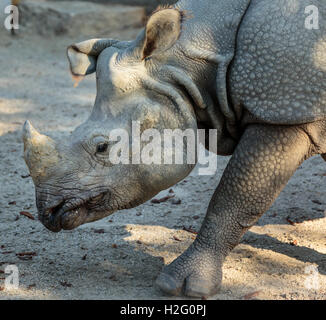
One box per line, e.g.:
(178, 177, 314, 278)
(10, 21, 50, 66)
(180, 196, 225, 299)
(23, 0, 326, 297)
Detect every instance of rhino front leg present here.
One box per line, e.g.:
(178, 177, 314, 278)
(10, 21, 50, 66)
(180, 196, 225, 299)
(156, 124, 312, 297)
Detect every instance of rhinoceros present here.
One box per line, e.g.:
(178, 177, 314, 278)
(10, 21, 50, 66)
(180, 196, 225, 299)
(22, 0, 326, 297)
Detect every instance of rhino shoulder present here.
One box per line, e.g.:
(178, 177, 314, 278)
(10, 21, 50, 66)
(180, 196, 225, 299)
(230, 0, 326, 125)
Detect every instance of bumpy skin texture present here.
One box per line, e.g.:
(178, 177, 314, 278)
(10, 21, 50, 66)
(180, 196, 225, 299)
(156, 124, 316, 297)
(230, 0, 326, 124)
(174, 0, 251, 149)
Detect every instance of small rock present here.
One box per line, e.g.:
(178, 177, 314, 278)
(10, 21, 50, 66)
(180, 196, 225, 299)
(17, 255, 33, 261)
(290, 240, 298, 246)
(60, 281, 72, 288)
(286, 217, 295, 226)
(151, 195, 174, 204)
(108, 274, 117, 281)
(1, 251, 13, 255)
(27, 284, 36, 290)
(171, 198, 181, 205)
(173, 236, 182, 242)
(93, 229, 105, 234)
(182, 226, 198, 234)
(19, 211, 35, 220)
(16, 252, 37, 257)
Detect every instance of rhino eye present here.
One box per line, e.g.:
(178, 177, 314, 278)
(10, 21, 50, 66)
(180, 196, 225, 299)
(96, 142, 109, 154)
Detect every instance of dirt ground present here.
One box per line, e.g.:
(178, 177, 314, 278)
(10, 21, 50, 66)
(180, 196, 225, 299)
(0, 7, 326, 300)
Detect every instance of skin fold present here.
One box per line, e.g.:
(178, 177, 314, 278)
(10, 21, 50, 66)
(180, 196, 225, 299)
(22, 0, 326, 297)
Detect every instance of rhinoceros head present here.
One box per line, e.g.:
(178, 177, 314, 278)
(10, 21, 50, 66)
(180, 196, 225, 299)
(22, 8, 198, 232)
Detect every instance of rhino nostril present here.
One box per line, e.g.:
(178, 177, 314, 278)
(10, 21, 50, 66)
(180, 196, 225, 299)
(45, 200, 65, 217)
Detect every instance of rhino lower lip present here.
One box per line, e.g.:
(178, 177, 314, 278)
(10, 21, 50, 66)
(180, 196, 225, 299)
(41, 192, 108, 231)
(41, 203, 87, 232)
(60, 206, 88, 230)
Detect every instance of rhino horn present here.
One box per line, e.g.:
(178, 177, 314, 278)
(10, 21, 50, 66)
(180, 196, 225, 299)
(22, 121, 60, 182)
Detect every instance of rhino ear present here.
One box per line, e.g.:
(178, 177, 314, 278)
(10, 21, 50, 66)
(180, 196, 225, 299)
(141, 7, 184, 60)
(67, 39, 121, 76)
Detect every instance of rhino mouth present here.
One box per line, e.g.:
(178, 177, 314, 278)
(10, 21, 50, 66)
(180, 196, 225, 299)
(39, 192, 110, 232)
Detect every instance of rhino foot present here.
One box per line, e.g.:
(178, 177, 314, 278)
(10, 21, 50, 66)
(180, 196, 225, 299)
(155, 244, 223, 298)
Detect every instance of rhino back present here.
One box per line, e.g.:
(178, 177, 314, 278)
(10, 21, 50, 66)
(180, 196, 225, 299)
(230, 0, 326, 125)
(176, 0, 250, 53)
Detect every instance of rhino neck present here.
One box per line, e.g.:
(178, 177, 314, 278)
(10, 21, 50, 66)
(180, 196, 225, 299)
(168, 0, 251, 155)
(156, 58, 237, 156)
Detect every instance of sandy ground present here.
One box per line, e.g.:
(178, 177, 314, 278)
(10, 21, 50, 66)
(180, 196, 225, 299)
(0, 8, 326, 300)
